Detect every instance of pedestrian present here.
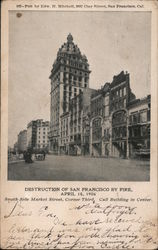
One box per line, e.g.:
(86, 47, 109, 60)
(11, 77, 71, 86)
(43, 151, 46, 160)
(23, 151, 27, 162)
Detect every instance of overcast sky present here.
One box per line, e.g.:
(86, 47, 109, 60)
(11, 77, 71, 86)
(9, 11, 151, 147)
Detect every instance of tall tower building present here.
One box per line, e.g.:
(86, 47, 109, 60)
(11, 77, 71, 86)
(49, 34, 91, 153)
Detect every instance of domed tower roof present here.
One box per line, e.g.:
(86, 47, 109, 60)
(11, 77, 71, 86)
(50, 34, 90, 77)
(56, 33, 87, 59)
(67, 33, 73, 43)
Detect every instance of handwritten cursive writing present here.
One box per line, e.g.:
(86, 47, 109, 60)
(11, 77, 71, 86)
(2, 202, 158, 249)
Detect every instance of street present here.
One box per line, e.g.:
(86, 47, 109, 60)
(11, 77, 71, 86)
(8, 155, 150, 181)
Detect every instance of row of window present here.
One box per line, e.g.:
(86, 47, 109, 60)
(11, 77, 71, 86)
(91, 94, 126, 113)
(129, 110, 150, 124)
(63, 60, 88, 70)
(111, 87, 127, 99)
(63, 81, 87, 88)
(52, 125, 150, 142)
(61, 119, 69, 126)
(61, 126, 68, 134)
(129, 125, 150, 138)
(60, 138, 69, 144)
(112, 111, 127, 125)
(91, 106, 109, 118)
(61, 131, 68, 137)
(91, 108, 103, 117)
(91, 97, 103, 109)
(37, 125, 49, 129)
(64, 71, 88, 78)
(63, 77, 85, 84)
(64, 86, 77, 92)
(63, 68, 89, 79)
(61, 58, 84, 68)
(60, 52, 86, 62)
(112, 126, 127, 139)
(38, 135, 48, 138)
(52, 63, 88, 84)
(63, 90, 83, 102)
(111, 99, 126, 111)
(38, 132, 47, 135)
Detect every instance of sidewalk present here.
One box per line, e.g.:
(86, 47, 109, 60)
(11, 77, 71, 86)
(8, 159, 25, 164)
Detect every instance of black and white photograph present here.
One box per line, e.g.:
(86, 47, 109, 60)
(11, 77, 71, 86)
(8, 10, 151, 181)
(1, 2, 158, 250)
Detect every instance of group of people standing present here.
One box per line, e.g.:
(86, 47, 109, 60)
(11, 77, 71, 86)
(23, 149, 46, 163)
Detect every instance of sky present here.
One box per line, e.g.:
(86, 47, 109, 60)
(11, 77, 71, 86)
(8, 11, 151, 147)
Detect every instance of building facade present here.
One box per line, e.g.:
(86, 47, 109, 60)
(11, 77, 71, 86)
(110, 71, 136, 158)
(17, 129, 27, 152)
(27, 119, 49, 151)
(27, 121, 37, 149)
(90, 83, 110, 157)
(49, 34, 91, 153)
(68, 88, 96, 155)
(128, 95, 150, 158)
(89, 71, 150, 159)
(36, 120, 50, 150)
(48, 34, 150, 159)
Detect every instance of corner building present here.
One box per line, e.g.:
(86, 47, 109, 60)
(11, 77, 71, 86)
(49, 34, 91, 153)
(128, 95, 150, 158)
(27, 119, 49, 151)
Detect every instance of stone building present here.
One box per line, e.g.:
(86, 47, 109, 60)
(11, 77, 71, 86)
(36, 120, 49, 150)
(49, 34, 91, 153)
(48, 33, 150, 159)
(89, 71, 150, 159)
(110, 71, 136, 158)
(89, 71, 147, 159)
(68, 88, 96, 155)
(17, 129, 27, 152)
(128, 95, 150, 158)
(27, 119, 49, 151)
(90, 83, 110, 157)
